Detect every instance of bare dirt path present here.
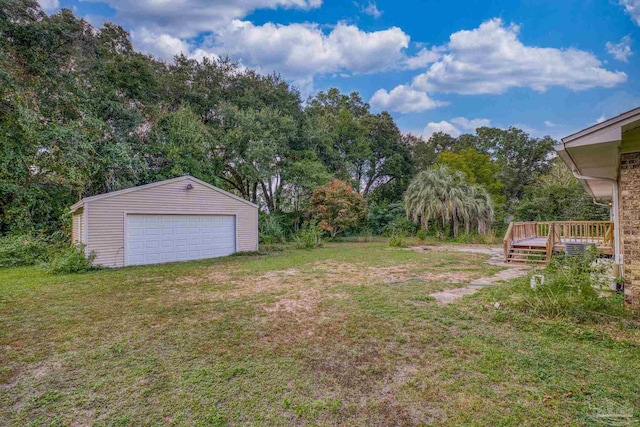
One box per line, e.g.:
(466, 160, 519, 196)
(422, 246, 530, 304)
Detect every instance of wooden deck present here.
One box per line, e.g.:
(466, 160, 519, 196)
(504, 221, 614, 264)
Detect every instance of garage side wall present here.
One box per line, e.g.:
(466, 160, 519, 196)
(86, 179, 258, 267)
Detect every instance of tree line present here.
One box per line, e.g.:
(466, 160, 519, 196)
(0, 1, 608, 238)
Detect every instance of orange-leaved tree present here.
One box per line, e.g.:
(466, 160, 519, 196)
(310, 180, 367, 237)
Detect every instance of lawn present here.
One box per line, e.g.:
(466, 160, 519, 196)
(1, 242, 638, 426)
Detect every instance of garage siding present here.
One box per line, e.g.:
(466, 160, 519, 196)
(71, 209, 84, 244)
(86, 178, 258, 267)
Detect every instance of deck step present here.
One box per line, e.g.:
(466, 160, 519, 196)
(506, 245, 549, 264)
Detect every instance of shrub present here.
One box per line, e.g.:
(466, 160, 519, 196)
(361, 227, 374, 242)
(48, 244, 96, 274)
(310, 180, 367, 238)
(0, 235, 50, 267)
(511, 248, 629, 321)
(293, 221, 323, 249)
(368, 202, 406, 235)
(385, 217, 417, 236)
(416, 229, 428, 243)
(389, 229, 406, 248)
(259, 214, 286, 244)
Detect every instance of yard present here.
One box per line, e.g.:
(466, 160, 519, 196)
(1, 242, 638, 426)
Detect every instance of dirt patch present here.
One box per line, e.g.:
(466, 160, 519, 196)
(264, 289, 319, 314)
(368, 265, 472, 284)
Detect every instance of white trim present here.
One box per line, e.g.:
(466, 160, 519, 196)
(122, 212, 239, 267)
(70, 176, 258, 212)
(234, 213, 239, 253)
(562, 106, 640, 144)
(123, 213, 129, 267)
(70, 199, 84, 213)
(83, 203, 89, 256)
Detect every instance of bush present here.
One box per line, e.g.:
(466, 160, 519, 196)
(259, 214, 286, 244)
(293, 221, 323, 249)
(452, 230, 501, 245)
(389, 229, 406, 248)
(0, 235, 50, 267)
(511, 248, 629, 321)
(368, 202, 405, 235)
(48, 244, 96, 274)
(416, 229, 428, 243)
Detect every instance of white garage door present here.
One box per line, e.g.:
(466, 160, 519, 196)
(125, 214, 236, 266)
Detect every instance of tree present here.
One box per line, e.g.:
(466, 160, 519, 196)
(305, 88, 413, 199)
(214, 102, 298, 212)
(403, 166, 494, 237)
(475, 127, 554, 211)
(516, 159, 610, 221)
(310, 180, 367, 237)
(436, 147, 505, 204)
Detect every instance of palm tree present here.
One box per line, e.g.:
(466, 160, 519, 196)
(403, 165, 494, 237)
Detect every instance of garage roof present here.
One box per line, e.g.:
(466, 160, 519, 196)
(70, 176, 258, 213)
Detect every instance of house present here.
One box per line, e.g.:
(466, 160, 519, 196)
(70, 176, 258, 267)
(555, 107, 640, 309)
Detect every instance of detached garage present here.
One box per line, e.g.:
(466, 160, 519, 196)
(69, 176, 258, 267)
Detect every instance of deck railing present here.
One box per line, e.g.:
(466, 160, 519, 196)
(503, 221, 614, 262)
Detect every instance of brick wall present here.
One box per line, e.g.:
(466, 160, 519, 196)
(620, 152, 640, 308)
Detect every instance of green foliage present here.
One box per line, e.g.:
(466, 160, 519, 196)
(259, 214, 286, 244)
(416, 229, 428, 242)
(412, 127, 555, 217)
(0, 3, 595, 245)
(0, 235, 49, 267)
(512, 248, 628, 321)
(47, 244, 96, 274)
(367, 202, 406, 235)
(516, 159, 610, 221)
(293, 221, 323, 249)
(385, 216, 418, 237)
(304, 88, 413, 202)
(311, 180, 367, 237)
(388, 229, 406, 248)
(437, 147, 505, 205)
(404, 165, 494, 237)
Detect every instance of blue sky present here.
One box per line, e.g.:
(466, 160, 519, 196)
(41, 0, 640, 140)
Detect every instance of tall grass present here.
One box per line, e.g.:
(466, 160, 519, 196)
(510, 248, 631, 322)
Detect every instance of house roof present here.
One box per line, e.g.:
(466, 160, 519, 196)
(69, 176, 258, 213)
(555, 106, 640, 200)
(561, 107, 640, 144)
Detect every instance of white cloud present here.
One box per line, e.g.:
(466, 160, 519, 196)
(422, 117, 491, 139)
(544, 120, 556, 128)
(370, 85, 446, 113)
(86, 0, 413, 91)
(208, 20, 410, 80)
(423, 121, 462, 139)
(38, 0, 59, 12)
(606, 36, 633, 62)
(85, 0, 323, 38)
(130, 28, 190, 60)
(410, 18, 626, 95)
(360, 1, 382, 18)
(620, 0, 640, 25)
(370, 18, 625, 114)
(450, 117, 491, 130)
(405, 47, 442, 70)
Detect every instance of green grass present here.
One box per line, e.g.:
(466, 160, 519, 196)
(1, 242, 638, 426)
